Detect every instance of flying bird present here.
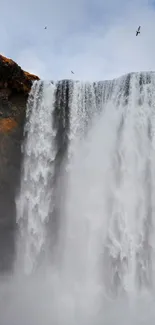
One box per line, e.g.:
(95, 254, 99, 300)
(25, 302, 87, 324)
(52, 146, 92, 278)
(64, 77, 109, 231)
(44, 26, 47, 30)
(136, 26, 141, 36)
(71, 71, 74, 74)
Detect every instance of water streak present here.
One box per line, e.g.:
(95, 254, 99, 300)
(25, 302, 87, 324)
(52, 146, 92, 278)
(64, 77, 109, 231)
(16, 81, 57, 273)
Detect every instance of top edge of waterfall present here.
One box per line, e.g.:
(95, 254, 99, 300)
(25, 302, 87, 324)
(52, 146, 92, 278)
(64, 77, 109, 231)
(32, 71, 155, 86)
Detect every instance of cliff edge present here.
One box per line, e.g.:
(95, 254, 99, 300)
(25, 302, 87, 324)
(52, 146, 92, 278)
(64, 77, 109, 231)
(0, 54, 39, 273)
(0, 54, 39, 131)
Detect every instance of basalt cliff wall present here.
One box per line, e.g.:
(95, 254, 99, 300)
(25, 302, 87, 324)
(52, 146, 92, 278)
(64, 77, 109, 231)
(0, 54, 39, 272)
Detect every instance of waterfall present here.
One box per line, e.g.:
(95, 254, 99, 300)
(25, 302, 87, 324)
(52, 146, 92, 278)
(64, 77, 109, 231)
(2, 71, 155, 325)
(15, 81, 57, 273)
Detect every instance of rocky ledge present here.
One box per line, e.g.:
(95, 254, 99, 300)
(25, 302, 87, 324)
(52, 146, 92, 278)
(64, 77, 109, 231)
(0, 54, 39, 273)
(0, 54, 39, 129)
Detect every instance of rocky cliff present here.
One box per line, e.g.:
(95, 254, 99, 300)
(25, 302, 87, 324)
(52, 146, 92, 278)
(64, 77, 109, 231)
(0, 54, 39, 272)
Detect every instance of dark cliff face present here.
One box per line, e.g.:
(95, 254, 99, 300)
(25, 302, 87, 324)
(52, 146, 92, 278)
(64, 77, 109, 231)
(0, 54, 39, 273)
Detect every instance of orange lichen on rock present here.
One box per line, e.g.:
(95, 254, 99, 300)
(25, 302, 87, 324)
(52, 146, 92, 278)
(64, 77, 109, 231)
(0, 55, 15, 66)
(24, 70, 39, 80)
(0, 118, 18, 133)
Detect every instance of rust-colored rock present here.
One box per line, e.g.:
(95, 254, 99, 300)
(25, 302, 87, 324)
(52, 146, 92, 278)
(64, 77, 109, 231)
(0, 117, 18, 133)
(0, 54, 40, 133)
(0, 54, 39, 95)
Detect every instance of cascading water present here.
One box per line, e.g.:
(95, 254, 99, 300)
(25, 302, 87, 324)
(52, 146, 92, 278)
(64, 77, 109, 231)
(15, 80, 57, 274)
(1, 72, 155, 325)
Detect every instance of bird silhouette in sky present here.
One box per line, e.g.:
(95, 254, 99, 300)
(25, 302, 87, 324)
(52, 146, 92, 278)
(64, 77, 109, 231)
(136, 26, 141, 36)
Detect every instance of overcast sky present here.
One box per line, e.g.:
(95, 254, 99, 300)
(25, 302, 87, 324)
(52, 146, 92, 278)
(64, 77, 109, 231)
(1, 0, 155, 80)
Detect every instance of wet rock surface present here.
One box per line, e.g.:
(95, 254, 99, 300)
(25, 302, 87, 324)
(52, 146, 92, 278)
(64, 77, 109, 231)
(0, 54, 39, 272)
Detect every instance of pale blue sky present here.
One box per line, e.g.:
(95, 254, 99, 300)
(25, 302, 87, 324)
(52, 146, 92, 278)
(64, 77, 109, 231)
(1, 0, 155, 80)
